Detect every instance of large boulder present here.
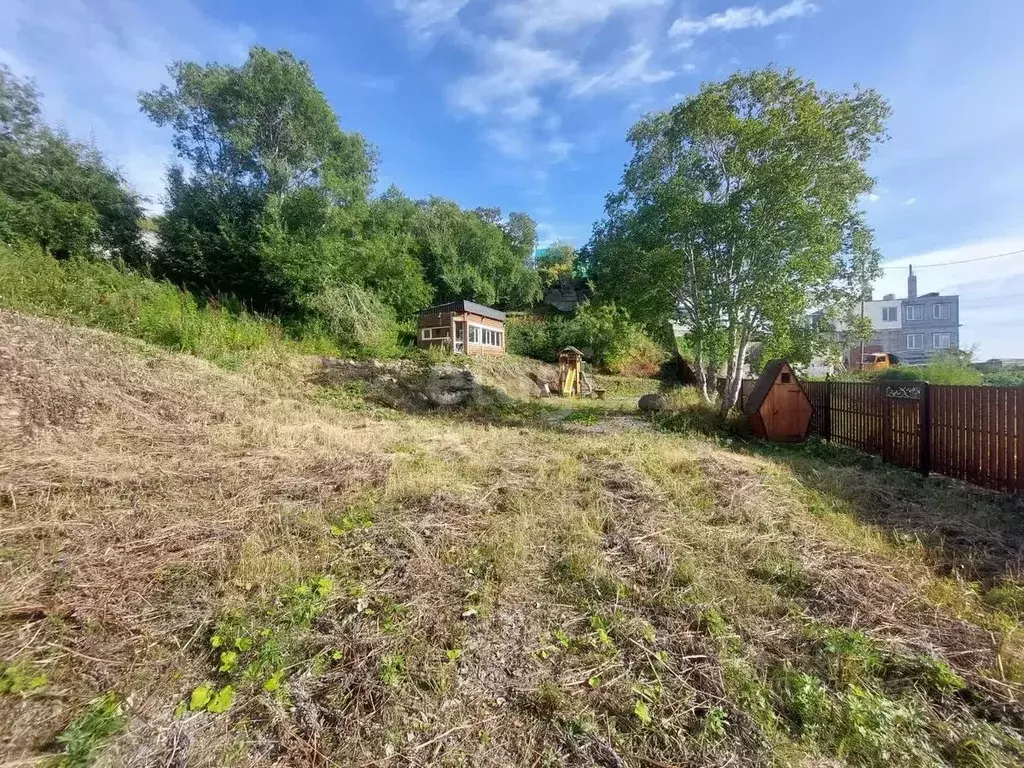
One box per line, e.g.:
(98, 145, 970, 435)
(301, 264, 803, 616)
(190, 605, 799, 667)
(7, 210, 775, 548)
(318, 358, 492, 411)
(638, 393, 667, 414)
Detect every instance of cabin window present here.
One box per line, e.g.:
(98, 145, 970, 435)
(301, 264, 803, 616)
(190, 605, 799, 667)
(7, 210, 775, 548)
(470, 324, 503, 347)
(421, 327, 445, 340)
(781, 372, 791, 384)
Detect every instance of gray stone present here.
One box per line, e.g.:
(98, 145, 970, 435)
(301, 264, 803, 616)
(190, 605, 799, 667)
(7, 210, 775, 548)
(638, 393, 667, 413)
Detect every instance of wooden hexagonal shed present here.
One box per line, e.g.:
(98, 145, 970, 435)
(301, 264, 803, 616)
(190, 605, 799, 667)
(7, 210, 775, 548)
(743, 360, 813, 443)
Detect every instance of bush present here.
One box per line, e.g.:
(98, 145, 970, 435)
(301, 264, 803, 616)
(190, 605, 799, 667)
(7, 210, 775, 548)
(506, 302, 667, 375)
(874, 353, 983, 386)
(0, 241, 339, 368)
(304, 282, 400, 357)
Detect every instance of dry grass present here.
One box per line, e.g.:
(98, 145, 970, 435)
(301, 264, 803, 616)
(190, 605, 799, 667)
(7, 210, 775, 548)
(2, 310, 1024, 767)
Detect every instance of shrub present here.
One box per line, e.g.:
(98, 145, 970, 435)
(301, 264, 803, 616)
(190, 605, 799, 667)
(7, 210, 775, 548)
(0, 241, 339, 367)
(874, 352, 983, 386)
(506, 302, 667, 375)
(304, 282, 400, 357)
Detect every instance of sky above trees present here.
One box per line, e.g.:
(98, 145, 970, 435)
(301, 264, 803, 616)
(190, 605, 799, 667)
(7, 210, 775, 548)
(1, 0, 1022, 357)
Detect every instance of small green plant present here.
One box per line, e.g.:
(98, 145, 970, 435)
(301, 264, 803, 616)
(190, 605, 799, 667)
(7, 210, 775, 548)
(188, 682, 234, 713)
(700, 706, 729, 741)
(816, 626, 884, 685)
(633, 698, 652, 725)
(55, 693, 126, 768)
(533, 681, 567, 719)
(553, 629, 572, 650)
(0, 660, 47, 695)
(885, 654, 965, 697)
(330, 501, 375, 536)
(380, 652, 406, 688)
(445, 648, 463, 662)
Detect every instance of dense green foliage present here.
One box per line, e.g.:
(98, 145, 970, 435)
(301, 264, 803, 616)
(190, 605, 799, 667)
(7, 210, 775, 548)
(138, 47, 539, 333)
(980, 365, 1024, 387)
(0, 241, 339, 367)
(586, 68, 890, 411)
(506, 303, 666, 375)
(873, 353, 984, 386)
(0, 65, 143, 264)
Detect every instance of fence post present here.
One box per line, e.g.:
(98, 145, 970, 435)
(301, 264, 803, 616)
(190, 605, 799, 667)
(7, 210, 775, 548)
(919, 382, 931, 477)
(824, 375, 832, 442)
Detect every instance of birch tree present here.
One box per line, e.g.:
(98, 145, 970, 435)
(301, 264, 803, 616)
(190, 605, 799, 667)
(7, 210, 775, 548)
(587, 68, 888, 413)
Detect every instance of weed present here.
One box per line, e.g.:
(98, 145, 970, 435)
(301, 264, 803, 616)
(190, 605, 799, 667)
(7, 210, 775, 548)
(564, 408, 600, 426)
(188, 682, 234, 713)
(380, 652, 406, 688)
(884, 654, 965, 698)
(532, 681, 567, 719)
(55, 693, 126, 768)
(0, 660, 47, 695)
(812, 625, 884, 685)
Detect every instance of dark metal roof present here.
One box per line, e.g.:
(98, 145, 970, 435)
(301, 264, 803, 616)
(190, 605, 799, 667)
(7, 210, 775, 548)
(743, 359, 809, 415)
(418, 300, 506, 322)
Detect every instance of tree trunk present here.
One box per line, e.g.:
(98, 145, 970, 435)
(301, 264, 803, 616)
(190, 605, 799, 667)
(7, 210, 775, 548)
(719, 340, 749, 418)
(694, 345, 713, 403)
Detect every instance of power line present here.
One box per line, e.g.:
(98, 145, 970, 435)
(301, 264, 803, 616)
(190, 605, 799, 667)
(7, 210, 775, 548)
(880, 248, 1024, 271)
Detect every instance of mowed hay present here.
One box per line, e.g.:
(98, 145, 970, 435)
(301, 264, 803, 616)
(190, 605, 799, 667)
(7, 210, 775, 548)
(2, 311, 1024, 767)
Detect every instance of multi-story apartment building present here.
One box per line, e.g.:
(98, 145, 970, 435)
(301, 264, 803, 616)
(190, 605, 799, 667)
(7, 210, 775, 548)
(841, 267, 960, 366)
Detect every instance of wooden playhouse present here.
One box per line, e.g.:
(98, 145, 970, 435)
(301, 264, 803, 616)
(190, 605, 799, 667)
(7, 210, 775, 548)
(743, 360, 813, 443)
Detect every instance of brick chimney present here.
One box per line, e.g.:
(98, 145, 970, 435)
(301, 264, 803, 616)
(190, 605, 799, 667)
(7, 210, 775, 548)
(907, 265, 917, 300)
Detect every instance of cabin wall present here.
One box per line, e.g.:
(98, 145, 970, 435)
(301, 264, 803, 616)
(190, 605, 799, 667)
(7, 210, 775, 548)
(416, 311, 505, 355)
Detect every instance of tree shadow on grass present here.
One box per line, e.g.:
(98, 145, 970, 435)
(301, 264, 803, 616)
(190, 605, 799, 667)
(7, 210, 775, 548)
(745, 438, 1024, 589)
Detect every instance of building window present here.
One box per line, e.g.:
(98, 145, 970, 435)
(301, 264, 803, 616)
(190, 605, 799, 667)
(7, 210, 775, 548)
(470, 324, 503, 347)
(881, 307, 897, 322)
(421, 327, 445, 341)
(906, 333, 924, 350)
(933, 303, 949, 320)
(933, 332, 951, 349)
(905, 305, 923, 321)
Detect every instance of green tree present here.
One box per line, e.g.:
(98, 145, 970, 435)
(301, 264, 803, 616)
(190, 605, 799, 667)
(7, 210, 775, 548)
(140, 46, 376, 313)
(0, 65, 143, 263)
(414, 199, 541, 310)
(588, 68, 889, 412)
(535, 241, 577, 290)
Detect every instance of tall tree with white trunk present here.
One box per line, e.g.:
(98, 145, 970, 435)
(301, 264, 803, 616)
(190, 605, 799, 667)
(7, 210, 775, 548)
(587, 68, 889, 413)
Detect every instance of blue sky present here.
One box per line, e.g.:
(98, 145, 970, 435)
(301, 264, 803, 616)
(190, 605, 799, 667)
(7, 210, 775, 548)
(2, 0, 1022, 358)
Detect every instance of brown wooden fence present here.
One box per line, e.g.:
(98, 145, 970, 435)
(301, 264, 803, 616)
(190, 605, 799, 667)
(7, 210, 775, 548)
(719, 378, 1024, 493)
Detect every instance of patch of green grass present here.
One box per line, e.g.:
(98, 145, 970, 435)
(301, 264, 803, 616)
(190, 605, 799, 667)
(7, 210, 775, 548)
(563, 407, 601, 426)
(0, 241, 339, 367)
(205, 575, 340, 697)
(55, 693, 126, 768)
(0, 660, 47, 695)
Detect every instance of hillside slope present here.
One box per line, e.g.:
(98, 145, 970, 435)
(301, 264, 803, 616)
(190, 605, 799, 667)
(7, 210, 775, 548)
(2, 310, 1024, 767)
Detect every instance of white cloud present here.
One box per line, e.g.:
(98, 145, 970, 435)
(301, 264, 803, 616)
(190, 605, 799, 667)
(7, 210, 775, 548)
(393, 0, 469, 42)
(448, 39, 578, 121)
(903, 196, 917, 206)
(866, 193, 881, 202)
(570, 44, 674, 97)
(393, 0, 679, 171)
(670, 0, 817, 39)
(0, 0, 254, 211)
(495, 0, 667, 38)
